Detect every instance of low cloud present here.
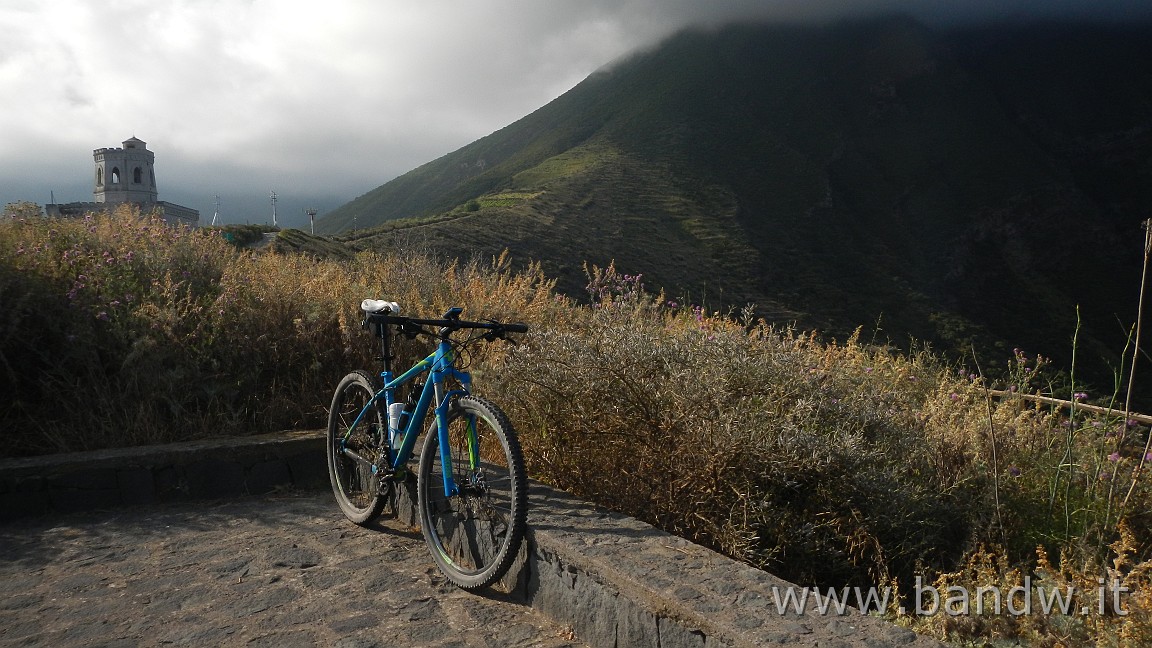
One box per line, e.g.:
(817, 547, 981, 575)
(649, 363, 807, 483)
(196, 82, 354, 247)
(3, 0, 1149, 223)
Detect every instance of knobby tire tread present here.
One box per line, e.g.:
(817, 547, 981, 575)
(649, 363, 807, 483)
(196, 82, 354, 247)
(327, 370, 388, 525)
(417, 395, 528, 590)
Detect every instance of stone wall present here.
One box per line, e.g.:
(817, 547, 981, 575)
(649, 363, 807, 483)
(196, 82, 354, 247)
(0, 431, 943, 647)
(43, 200, 199, 226)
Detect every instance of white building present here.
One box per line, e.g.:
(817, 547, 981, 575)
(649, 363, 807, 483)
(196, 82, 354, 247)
(46, 137, 199, 226)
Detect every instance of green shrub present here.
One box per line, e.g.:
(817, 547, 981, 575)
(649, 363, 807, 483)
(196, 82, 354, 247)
(212, 223, 277, 247)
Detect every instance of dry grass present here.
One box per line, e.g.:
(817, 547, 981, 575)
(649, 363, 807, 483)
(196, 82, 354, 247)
(0, 208, 561, 455)
(2, 207, 1150, 645)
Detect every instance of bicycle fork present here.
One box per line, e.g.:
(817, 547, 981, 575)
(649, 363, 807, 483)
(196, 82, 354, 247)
(431, 342, 476, 499)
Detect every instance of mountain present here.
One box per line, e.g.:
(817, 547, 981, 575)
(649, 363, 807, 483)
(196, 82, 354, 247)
(317, 16, 1152, 396)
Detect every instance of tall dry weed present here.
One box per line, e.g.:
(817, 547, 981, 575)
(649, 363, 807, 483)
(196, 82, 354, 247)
(0, 210, 558, 455)
(3, 208, 1149, 645)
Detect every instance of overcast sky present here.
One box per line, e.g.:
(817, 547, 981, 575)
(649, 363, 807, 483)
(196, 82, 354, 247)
(2, 0, 1150, 228)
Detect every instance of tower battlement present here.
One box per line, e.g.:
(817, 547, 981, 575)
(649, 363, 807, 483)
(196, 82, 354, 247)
(46, 137, 198, 227)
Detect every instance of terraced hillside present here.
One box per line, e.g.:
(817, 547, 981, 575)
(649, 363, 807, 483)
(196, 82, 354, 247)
(319, 16, 1152, 393)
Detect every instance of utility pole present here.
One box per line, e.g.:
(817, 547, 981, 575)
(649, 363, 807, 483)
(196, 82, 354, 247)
(270, 191, 278, 227)
(306, 208, 317, 235)
(211, 194, 220, 226)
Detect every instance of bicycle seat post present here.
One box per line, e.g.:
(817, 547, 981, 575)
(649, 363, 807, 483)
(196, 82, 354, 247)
(376, 315, 394, 374)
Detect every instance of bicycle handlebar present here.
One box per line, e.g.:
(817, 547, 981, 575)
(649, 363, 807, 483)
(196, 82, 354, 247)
(363, 312, 529, 337)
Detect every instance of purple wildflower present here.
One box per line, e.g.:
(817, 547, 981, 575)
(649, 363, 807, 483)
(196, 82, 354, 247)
(1074, 392, 1088, 402)
(1008, 466, 1021, 477)
(1109, 452, 1121, 463)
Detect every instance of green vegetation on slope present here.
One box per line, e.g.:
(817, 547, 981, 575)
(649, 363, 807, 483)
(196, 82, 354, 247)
(318, 16, 1152, 407)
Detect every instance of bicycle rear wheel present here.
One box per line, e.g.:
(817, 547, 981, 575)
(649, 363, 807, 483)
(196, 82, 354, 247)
(418, 395, 527, 589)
(327, 370, 389, 524)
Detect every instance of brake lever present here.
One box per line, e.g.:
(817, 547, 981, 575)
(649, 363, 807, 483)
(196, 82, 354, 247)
(401, 321, 423, 340)
(484, 326, 519, 345)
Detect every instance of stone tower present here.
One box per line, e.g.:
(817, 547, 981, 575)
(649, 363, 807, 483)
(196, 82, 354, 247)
(47, 136, 199, 226)
(93, 137, 158, 204)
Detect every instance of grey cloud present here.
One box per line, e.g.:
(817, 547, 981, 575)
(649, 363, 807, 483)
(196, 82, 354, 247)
(4, 0, 1151, 223)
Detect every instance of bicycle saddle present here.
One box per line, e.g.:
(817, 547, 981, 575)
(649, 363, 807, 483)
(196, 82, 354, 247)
(361, 299, 400, 314)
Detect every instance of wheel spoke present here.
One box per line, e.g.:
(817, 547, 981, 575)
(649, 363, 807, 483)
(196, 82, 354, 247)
(418, 396, 526, 589)
(327, 371, 388, 525)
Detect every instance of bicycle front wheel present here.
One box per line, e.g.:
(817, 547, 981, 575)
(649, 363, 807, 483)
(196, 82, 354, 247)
(418, 395, 527, 589)
(327, 370, 388, 524)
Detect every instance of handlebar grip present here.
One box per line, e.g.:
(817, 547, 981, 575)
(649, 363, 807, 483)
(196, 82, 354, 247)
(503, 323, 529, 334)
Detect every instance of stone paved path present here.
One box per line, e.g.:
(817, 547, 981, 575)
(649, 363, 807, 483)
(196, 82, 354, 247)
(0, 490, 586, 647)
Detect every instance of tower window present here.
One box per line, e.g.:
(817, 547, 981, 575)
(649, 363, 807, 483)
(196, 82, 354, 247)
(96, 168, 103, 186)
(133, 167, 142, 183)
(111, 167, 120, 184)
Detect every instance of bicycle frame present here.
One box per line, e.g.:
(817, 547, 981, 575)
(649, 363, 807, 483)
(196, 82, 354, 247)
(329, 304, 529, 589)
(341, 337, 474, 498)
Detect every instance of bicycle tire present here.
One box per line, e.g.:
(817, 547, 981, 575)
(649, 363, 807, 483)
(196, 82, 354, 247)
(327, 370, 389, 524)
(417, 395, 527, 589)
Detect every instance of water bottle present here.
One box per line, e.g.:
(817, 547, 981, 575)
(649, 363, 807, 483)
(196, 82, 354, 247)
(387, 402, 406, 451)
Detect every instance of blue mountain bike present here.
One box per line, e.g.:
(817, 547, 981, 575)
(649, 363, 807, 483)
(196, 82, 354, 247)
(327, 300, 529, 589)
